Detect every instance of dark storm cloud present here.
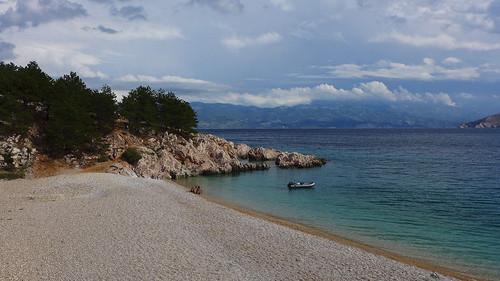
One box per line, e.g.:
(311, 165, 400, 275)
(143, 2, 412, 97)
(110, 5, 146, 20)
(0, 0, 87, 31)
(188, 0, 244, 14)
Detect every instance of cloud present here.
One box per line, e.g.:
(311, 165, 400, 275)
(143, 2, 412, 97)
(87, 0, 131, 3)
(270, 0, 294, 11)
(184, 81, 457, 108)
(118, 24, 182, 40)
(119, 74, 213, 85)
(0, 0, 87, 31)
(116, 74, 228, 92)
(110, 5, 146, 20)
(82, 23, 183, 40)
(384, 0, 496, 33)
(83, 25, 119, 34)
(322, 58, 480, 80)
(96, 25, 118, 34)
(222, 32, 282, 50)
(87, 0, 114, 3)
(290, 18, 346, 41)
(11, 42, 107, 79)
(87, 0, 145, 21)
(375, 32, 500, 51)
(370, 1, 500, 51)
(188, 0, 244, 14)
(443, 57, 462, 65)
(0, 40, 15, 60)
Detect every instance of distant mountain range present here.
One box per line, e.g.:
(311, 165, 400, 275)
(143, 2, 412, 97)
(192, 101, 491, 129)
(460, 113, 500, 128)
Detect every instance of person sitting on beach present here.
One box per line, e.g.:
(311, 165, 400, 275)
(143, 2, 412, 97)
(190, 185, 202, 195)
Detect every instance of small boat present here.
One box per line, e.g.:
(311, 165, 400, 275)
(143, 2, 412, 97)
(288, 181, 316, 189)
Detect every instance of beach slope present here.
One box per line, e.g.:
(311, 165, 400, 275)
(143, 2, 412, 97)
(0, 173, 455, 281)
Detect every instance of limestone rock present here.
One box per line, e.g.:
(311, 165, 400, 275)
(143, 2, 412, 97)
(275, 152, 326, 169)
(248, 147, 281, 161)
(235, 143, 251, 159)
(106, 162, 138, 177)
(0, 135, 37, 171)
(105, 131, 271, 180)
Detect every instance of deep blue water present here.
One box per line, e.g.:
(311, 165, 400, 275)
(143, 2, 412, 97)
(181, 129, 500, 279)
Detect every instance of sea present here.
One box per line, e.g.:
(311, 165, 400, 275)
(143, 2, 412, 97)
(180, 129, 500, 279)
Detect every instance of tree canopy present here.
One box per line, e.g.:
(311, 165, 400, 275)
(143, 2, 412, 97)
(0, 62, 52, 136)
(119, 86, 198, 135)
(0, 62, 197, 157)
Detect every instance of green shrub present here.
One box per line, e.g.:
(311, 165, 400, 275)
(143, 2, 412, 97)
(121, 148, 142, 165)
(97, 153, 109, 163)
(2, 154, 15, 171)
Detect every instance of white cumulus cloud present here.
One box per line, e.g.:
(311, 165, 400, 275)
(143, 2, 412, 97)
(183, 81, 457, 108)
(116, 74, 228, 92)
(443, 57, 462, 65)
(11, 42, 107, 79)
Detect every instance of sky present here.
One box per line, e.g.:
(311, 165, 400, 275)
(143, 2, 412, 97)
(0, 0, 500, 114)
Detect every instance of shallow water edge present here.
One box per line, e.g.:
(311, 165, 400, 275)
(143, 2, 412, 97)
(172, 179, 486, 281)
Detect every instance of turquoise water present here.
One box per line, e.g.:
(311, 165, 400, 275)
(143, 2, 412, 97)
(180, 129, 500, 279)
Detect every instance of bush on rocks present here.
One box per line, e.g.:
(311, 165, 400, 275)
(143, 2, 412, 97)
(1, 153, 15, 171)
(121, 148, 142, 165)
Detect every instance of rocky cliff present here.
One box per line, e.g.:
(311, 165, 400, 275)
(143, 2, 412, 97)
(460, 113, 500, 128)
(1, 130, 326, 180)
(104, 131, 271, 179)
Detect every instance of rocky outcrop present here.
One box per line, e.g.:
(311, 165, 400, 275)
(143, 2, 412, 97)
(276, 152, 327, 169)
(0, 135, 37, 171)
(1, 129, 326, 180)
(105, 162, 138, 177)
(248, 147, 281, 161)
(460, 113, 500, 128)
(247, 146, 327, 169)
(105, 131, 271, 179)
(104, 131, 325, 179)
(235, 143, 251, 159)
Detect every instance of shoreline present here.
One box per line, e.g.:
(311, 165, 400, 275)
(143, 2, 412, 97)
(172, 180, 485, 281)
(0, 172, 489, 280)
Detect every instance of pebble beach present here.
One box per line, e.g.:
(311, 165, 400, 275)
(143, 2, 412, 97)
(0, 173, 460, 281)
